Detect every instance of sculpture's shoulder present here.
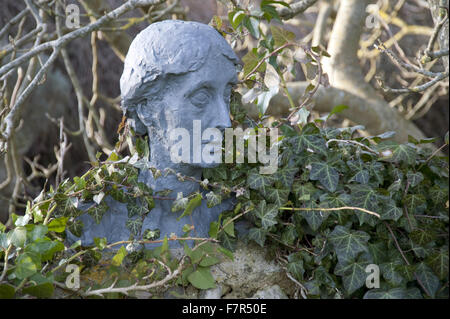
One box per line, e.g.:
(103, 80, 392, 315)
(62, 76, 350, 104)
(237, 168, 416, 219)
(65, 192, 237, 248)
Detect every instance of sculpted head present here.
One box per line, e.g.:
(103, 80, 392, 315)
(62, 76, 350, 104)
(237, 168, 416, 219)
(120, 20, 240, 169)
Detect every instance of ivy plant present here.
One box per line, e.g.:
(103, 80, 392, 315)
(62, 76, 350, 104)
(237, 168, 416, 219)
(0, 1, 448, 299)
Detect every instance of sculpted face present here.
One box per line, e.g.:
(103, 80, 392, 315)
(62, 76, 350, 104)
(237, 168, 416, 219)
(67, 21, 240, 248)
(137, 50, 238, 168)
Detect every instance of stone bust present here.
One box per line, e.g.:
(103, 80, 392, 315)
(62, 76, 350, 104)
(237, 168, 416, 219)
(66, 20, 240, 248)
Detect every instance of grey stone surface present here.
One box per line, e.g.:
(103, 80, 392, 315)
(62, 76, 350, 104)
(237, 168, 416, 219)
(198, 285, 223, 299)
(67, 20, 240, 248)
(251, 285, 288, 299)
(210, 241, 294, 298)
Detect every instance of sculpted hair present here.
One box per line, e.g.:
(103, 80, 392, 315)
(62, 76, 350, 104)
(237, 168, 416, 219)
(120, 20, 240, 135)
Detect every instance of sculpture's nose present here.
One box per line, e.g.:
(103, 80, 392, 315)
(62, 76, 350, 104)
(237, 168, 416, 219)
(213, 98, 232, 131)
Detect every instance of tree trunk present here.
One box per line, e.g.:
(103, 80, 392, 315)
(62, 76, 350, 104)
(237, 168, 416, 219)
(427, 0, 449, 72)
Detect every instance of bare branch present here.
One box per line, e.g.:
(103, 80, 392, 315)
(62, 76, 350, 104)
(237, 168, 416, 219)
(0, 0, 165, 78)
(0, 7, 30, 40)
(377, 70, 449, 93)
(278, 0, 318, 20)
(1, 0, 166, 146)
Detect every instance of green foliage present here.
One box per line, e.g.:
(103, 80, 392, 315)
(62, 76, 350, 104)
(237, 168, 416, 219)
(199, 115, 448, 298)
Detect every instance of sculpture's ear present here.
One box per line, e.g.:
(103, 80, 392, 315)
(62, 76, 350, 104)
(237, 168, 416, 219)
(136, 102, 154, 128)
(126, 106, 148, 136)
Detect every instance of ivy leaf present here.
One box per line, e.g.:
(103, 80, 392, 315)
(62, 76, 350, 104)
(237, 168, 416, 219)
(403, 194, 426, 213)
(247, 170, 276, 192)
(263, 187, 290, 206)
(229, 10, 246, 29)
(293, 182, 321, 201)
(253, 200, 278, 229)
(380, 199, 402, 221)
(205, 191, 222, 208)
(329, 226, 370, 262)
(248, 228, 267, 247)
(309, 162, 339, 193)
(290, 134, 327, 156)
(47, 217, 69, 233)
(287, 253, 305, 280)
(410, 229, 435, 246)
(26, 238, 64, 262)
(222, 217, 235, 238)
(369, 162, 385, 186)
(348, 185, 379, 225)
(126, 218, 143, 236)
(426, 248, 449, 280)
(109, 188, 128, 203)
(429, 185, 448, 205)
(321, 193, 352, 222)
(187, 267, 216, 290)
(93, 237, 107, 250)
(380, 262, 405, 286)
(87, 201, 108, 224)
(199, 255, 221, 267)
(327, 104, 348, 120)
(67, 219, 83, 238)
(300, 202, 330, 231)
(143, 228, 160, 241)
(15, 252, 40, 279)
(54, 194, 80, 217)
(209, 221, 220, 239)
(368, 242, 388, 264)
(0, 284, 15, 299)
(127, 200, 148, 218)
(276, 166, 299, 188)
(217, 246, 234, 261)
(281, 225, 298, 245)
(242, 49, 265, 78)
(111, 246, 127, 267)
(261, 3, 281, 23)
(334, 256, 369, 295)
(243, 16, 260, 38)
(363, 288, 421, 299)
(218, 232, 237, 251)
(270, 25, 295, 47)
(291, 108, 310, 125)
(205, 166, 227, 181)
(28, 225, 48, 242)
(177, 193, 202, 221)
(7, 226, 27, 248)
(171, 192, 189, 213)
(22, 282, 54, 298)
(378, 142, 417, 165)
(387, 179, 403, 194)
(415, 263, 440, 298)
(406, 171, 424, 187)
(347, 160, 369, 184)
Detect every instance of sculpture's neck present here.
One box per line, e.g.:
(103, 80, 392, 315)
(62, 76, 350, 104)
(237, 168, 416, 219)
(140, 140, 202, 198)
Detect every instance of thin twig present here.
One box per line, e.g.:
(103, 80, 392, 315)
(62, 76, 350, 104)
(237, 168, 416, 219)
(326, 139, 379, 155)
(279, 206, 381, 218)
(384, 221, 432, 298)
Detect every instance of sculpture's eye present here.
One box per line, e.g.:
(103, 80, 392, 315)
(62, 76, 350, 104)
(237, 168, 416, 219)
(189, 88, 211, 107)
